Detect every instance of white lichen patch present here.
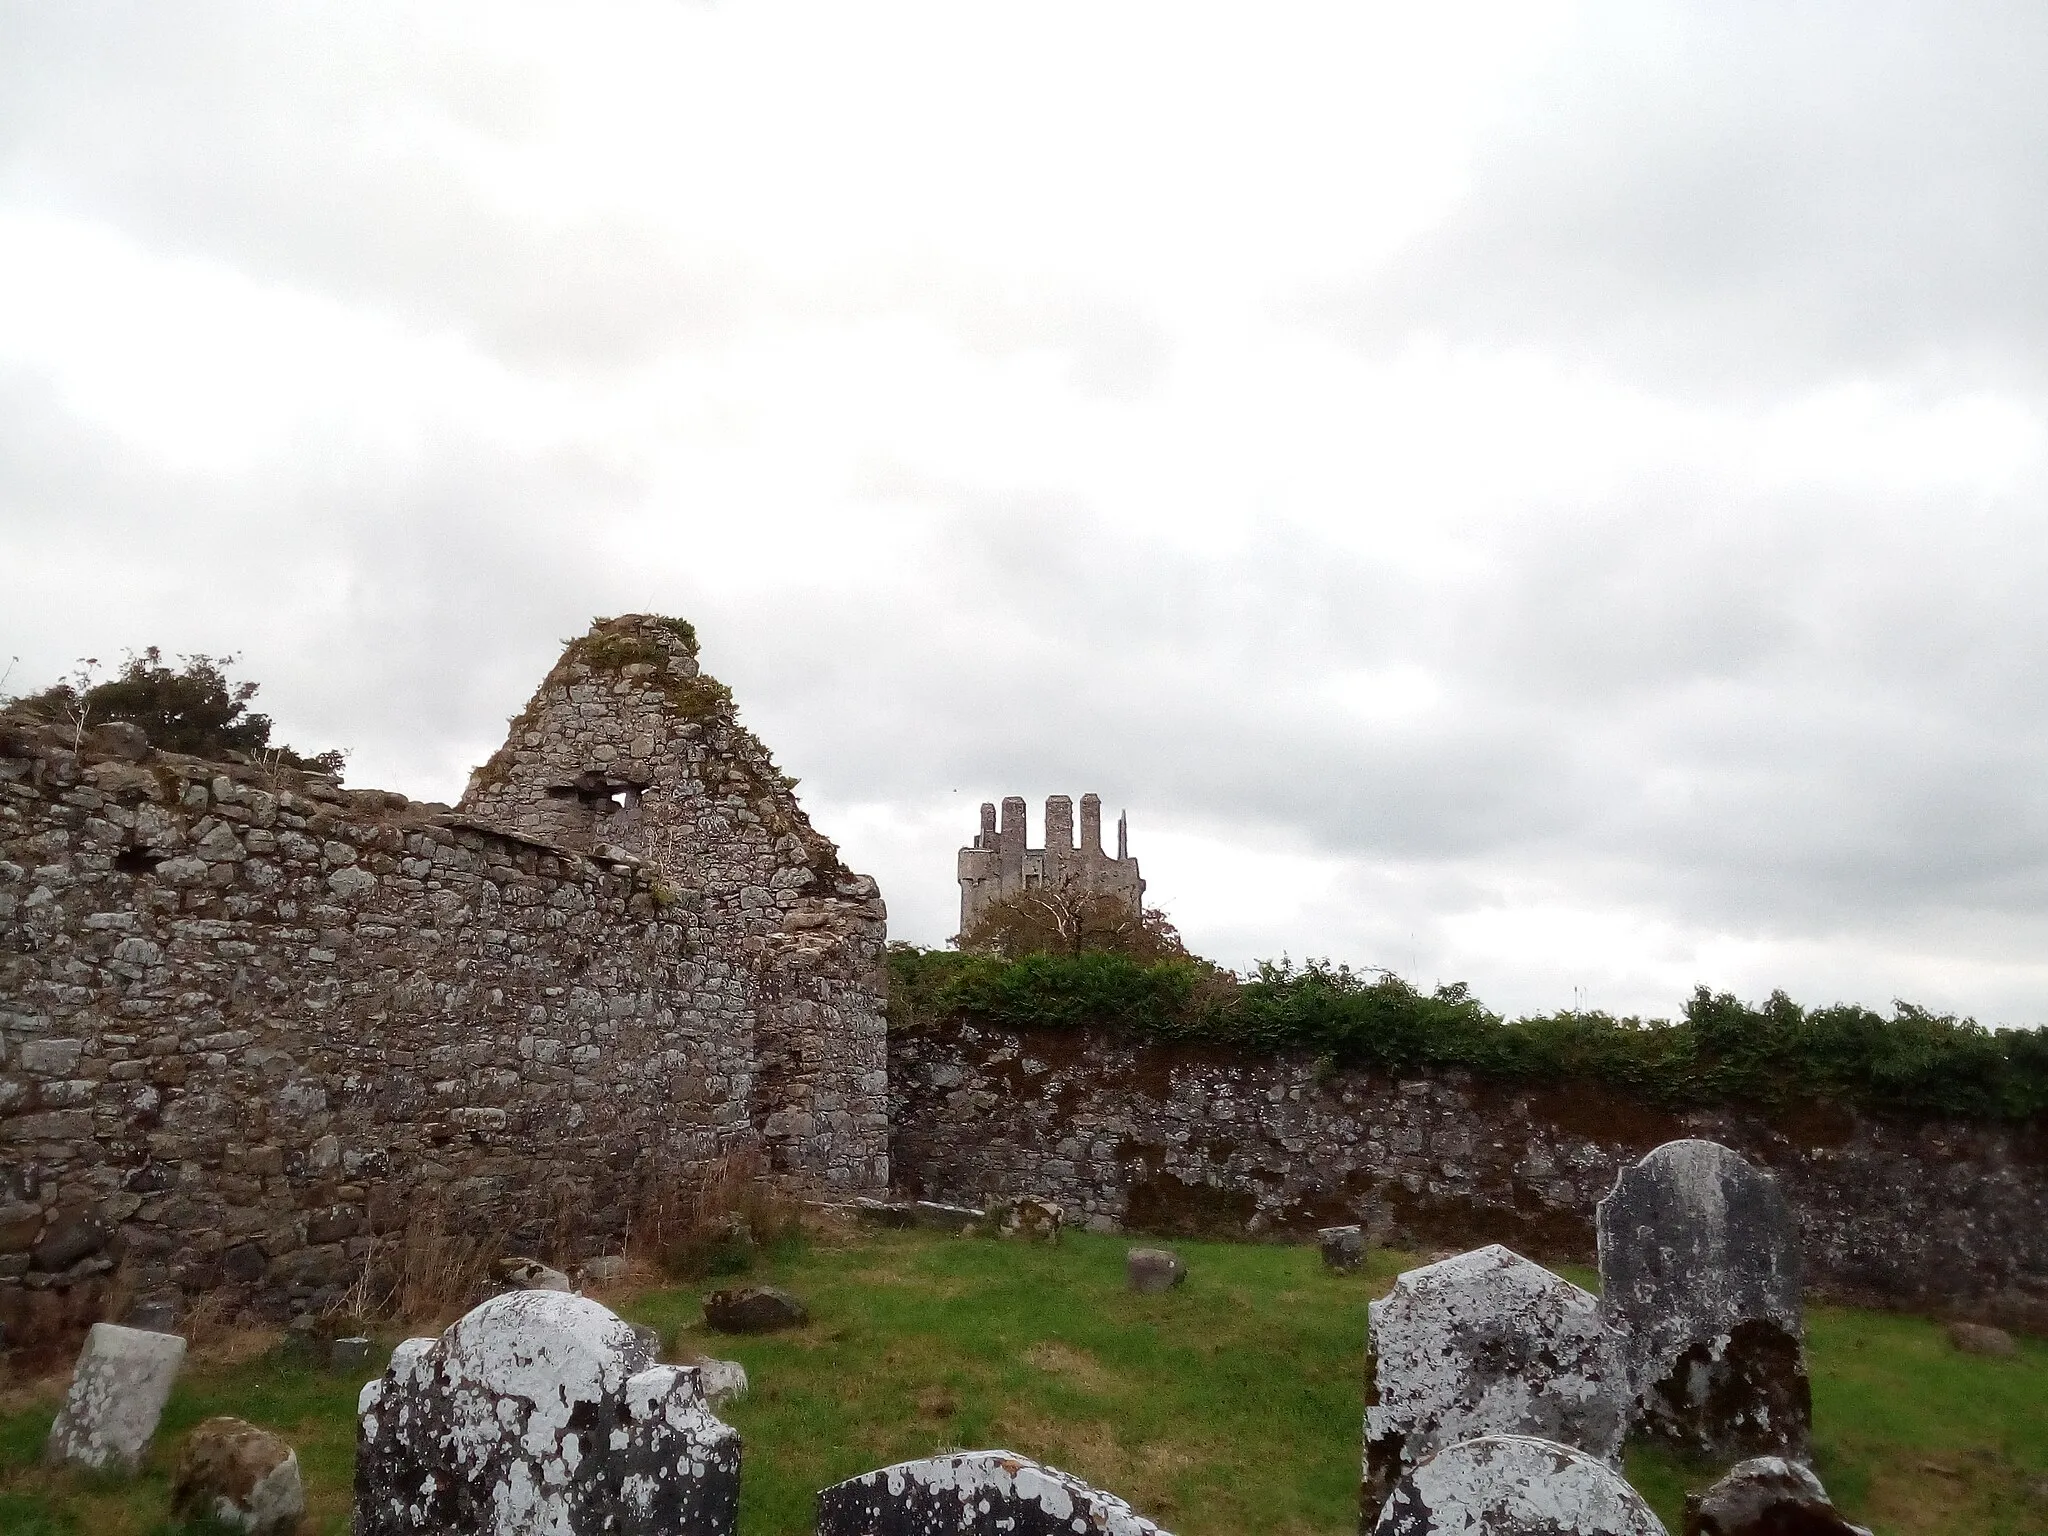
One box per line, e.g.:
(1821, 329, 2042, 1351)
(1374, 1435, 1668, 1536)
(819, 1450, 1172, 1536)
(355, 1292, 739, 1536)
(1363, 1246, 1627, 1516)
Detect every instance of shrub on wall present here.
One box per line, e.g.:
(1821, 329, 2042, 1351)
(886, 945, 2048, 1122)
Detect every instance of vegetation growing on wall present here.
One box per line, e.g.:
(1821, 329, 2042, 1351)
(9, 647, 347, 776)
(887, 946, 2048, 1122)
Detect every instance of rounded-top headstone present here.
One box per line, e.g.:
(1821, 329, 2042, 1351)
(1363, 1245, 1627, 1517)
(1372, 1435, 1668, 1536)
(1127, 1248, 1187, 1293)
(1597, 1139, 1810, 1460)
(817, 1449, 1172, 1536)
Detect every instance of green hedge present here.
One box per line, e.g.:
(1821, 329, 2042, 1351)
(887, 946, 2048, 1122)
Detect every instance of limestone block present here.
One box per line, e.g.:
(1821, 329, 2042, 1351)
(1126, 1248, 1187, 1293)
(1363, 1246, 1627, 1516)
(1319, 1225, 1365, 1272)
(692, 1356, 748, 1407)
(171, 1415, 305, 1535)
(816, 1449, 1172, 1536)
(1946, 1320, 2016, 1357)
(494, 1255, 572, 1291)
(997, 1196, 1063, 1243)
(1597, 1140, 1810, 1460)
(353, 1290, 738, 1536)
(1682, 1457, 1871, 1536)
(1371, 1435, 1667, 1536)
(703, 1285, 808, 1333)
(45, 1322, 188, 1473)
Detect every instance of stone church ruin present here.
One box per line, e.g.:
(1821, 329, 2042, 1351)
(0, 615, 887, 1340)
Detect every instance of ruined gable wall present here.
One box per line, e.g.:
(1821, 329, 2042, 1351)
(0, 715, 753, 1340)
(458, 616, 888, 1189)
(890, 1019, 2048, 1329)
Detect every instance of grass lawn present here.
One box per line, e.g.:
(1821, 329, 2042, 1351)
(2, 1225, 2043, 1535)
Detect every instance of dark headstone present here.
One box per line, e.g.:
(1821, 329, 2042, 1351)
(817, 1449, 1173, 1536)
(703, 1285, 808, 1333)
(1320, 1225, 1365, 1272)
(1598, 1140, 1811, 1461)
(1371, 1435, 1666, 1536)
(1683, 1457, 1871, 1536)
(1126, 1248, 1187, 1293)
(330, 1336, 373, 1372)
(354, 1291, 738, 1536)
(1363, 1246, 1628, 1520)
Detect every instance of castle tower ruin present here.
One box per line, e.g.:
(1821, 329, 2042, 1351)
(956, 792, 1144, 937)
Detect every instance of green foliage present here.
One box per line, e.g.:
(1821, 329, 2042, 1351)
(15, 648, 346, 777)
(887, 946, 2048, 1121)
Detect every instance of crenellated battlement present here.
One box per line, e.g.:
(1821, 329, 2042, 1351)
(956, 792, 1143, 937)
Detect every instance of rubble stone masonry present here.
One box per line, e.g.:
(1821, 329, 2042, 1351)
(890, 1019, 2048, 1330)
(0, 617, 887, 1344)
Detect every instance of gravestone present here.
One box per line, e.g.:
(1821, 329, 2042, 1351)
(354, 1290, 739, 1536)
(1597, 1140, 1811, 1460)
(172, 1416, 305, 1536)
(817, 1450, 1172, 1536)
(1371, 1435, 1667, 1536)
(1362, 1245, 1627, 1519)
(1127, 1248, 1187, 1293)
(1683, 1457, 1871, 1536)
(1320, 1225, 1365, 1272)
(45, 1322, 187, 1474)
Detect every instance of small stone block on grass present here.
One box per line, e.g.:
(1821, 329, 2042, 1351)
(172, 1416, 305, 1536)
(1127, 1248, 1187, 1293)
(45, 1322, 188, 1474)
(1319, 1225, 1364, 1272)
(703, 1285, 808, 1333)
(817, 1449, 1174, 1536)
(1946, 1321, 2016, 1357)
(330, 1336, 372, 1372)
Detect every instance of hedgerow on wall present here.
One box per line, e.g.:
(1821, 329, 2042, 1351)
(886, 945, 2048, 1122)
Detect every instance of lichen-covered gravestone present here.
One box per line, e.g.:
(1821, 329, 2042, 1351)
(45, 1322, 187, 1473)
(1597, 1139, 1811, 1461)
(1320, 1225, 1365, 1273)
(817, 1450, 1173, 1536)
(1682, 1457, 1871, 1536)
(1362, 1245, 1627, 1522)
(1371, 1435, 1668, 1536)
(172, 1416, 305, 1536)
(354, 1290, 739, 1536)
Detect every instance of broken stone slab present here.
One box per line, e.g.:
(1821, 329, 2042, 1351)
(913, 1200, 987, 1233)
(1126, 1248, 1187, 1294)
(703, 1284, 808, 1333)
(1320, 1225, 1365, 1272)
(853, 1198, 919, 1228)
(816, 1449, 1173, 1536)
(354, 1290, 739, 1536)
(494, 1255, 573, 1291)
(1682, 1456, 1872, 1536)
(45, 1322, 188, 1474)
(692, 1357, 748, 1407)
(172, 1416, 305, 1536)
(1947, 1320, 2017, 1357)
(997, 1196, 1063, 1243)
(1597, 1139, 1811, 1461)
(1371, 1435, 1668, 1536)
(1363, 1245, 1628, 1517)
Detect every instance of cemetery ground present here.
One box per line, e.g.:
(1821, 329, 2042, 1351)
(1, 1224, 2043, 1536)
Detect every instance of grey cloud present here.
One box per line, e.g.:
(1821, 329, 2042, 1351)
(1308, 1, 2048, 393)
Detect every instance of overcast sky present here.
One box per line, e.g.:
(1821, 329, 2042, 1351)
(5, 2, 2048, 1022)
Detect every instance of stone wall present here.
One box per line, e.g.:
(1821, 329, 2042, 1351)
(889, 1019, 2048, 1328)
(0, 617, 887, 1346)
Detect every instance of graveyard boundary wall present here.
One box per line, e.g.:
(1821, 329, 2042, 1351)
(888, 1018, 2048, 1331)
